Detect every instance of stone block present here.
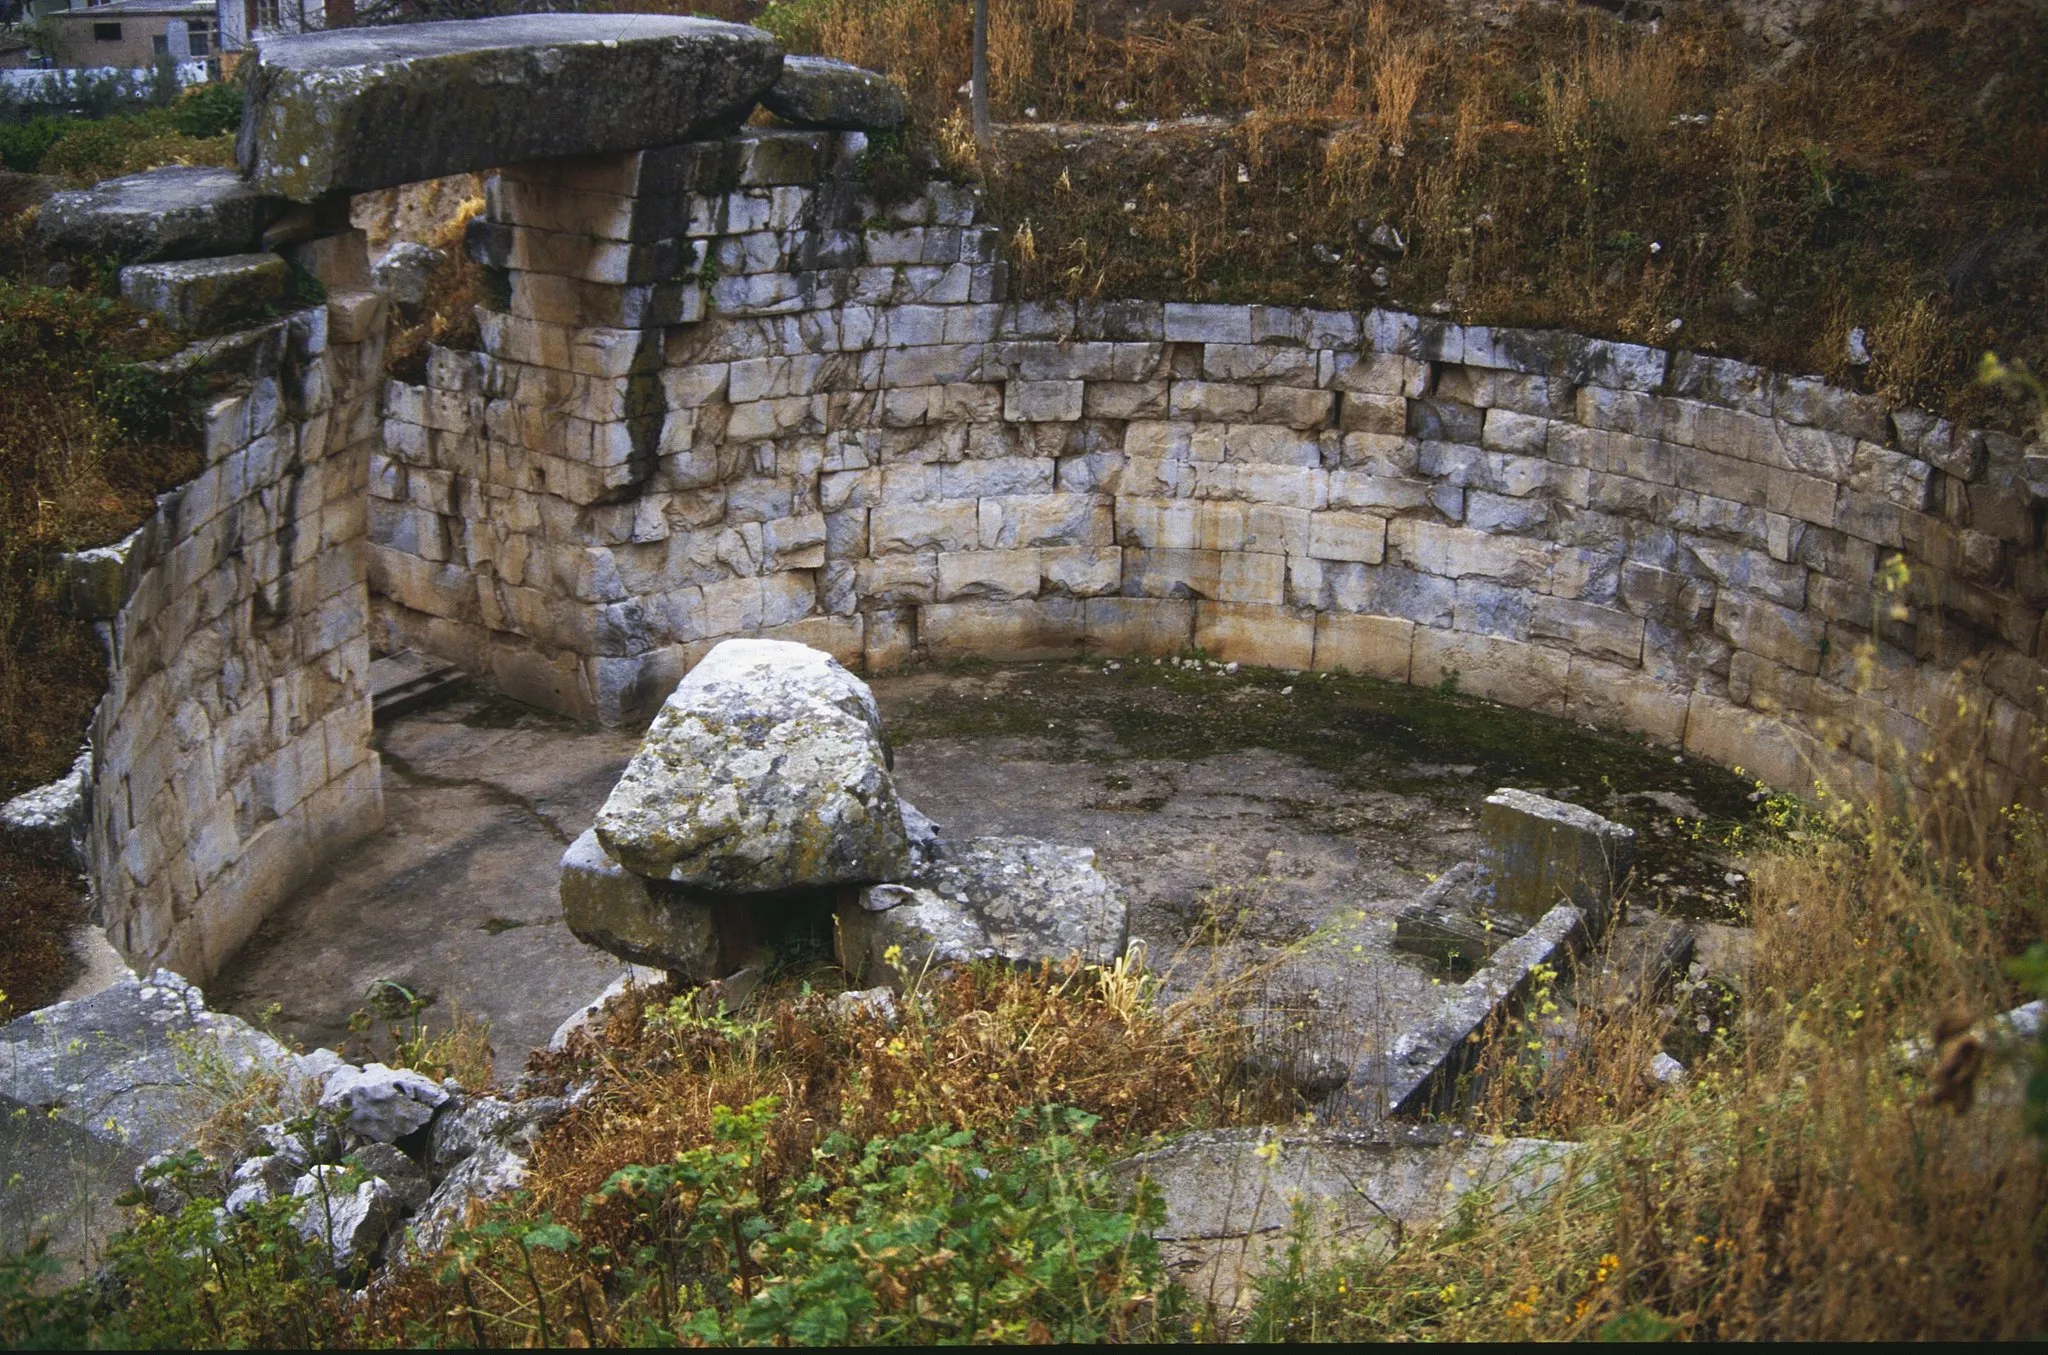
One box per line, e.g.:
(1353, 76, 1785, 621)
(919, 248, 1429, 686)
(979, 494, 1113, 549)
(240, 16, 780, 200)
(1339, 392, 1407, 435)
(120, 254, 289, 334)
(1412, 628, 1568, 714)
(1713, 591, 1825, 674)
(1004, 379, 1084, 423)
(1682, 692, 1819, 791)
(1529, 597, 1645, 665)
(1312, 613, 1414, 681)
(559, 829, 722, 977)
(937, 549, 1042, 601)
(1564, 657, 1689, 743)
(919, 597, 1086, 660)
(1479, 788, 1635, 934)
(870, 501, 979, 554)
(1307, 510, 1387, 563)
(1193, 602, 1314, 668)
(1040, 545, 1122, 596)
(1163, 303, 1253, 344)
(41, 165, 273, 263)
(1083, 596, 1191, 654)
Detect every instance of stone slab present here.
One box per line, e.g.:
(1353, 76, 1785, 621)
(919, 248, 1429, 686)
(238, 16, 784, 201)
(559, 827, 721, 977)
(40, 165, 275, 263)
(761, 55, 906, 131)
(1479, 788, 1636, 932)
(119, 253, 290, 334)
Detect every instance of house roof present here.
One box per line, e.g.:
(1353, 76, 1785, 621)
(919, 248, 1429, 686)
(53, 0, 216, 16)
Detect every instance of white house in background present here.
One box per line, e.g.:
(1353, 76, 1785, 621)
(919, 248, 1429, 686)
(217, 0, 355, 53)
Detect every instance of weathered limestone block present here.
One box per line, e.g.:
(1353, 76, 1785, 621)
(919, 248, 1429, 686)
(1391, 861, 1530, 971)
(40, 165, 274, 262)
(836, 836, 1128, 988)
(762, 55, 907, 130)
(1479, 788, 1635, 933)
(120, 254, 290, 334)
(595, 639, 910, 889)
(239, 16, 783, 201)
(559, 827, 722, 975)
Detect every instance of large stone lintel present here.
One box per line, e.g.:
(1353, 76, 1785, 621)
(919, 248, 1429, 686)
(238, 16, 783, 201)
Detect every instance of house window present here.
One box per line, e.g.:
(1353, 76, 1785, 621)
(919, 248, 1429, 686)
(189, 22, 213, 56)
(153, 35, 170, 56)
(94, 22, 123, 40)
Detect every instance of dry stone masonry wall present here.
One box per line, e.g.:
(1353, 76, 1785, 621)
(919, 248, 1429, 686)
(19, 13, 2046, 997)
(63, 293, 388, 980)
(377, 130, 2048, 806)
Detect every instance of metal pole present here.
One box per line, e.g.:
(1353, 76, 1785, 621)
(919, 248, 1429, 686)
(972, 0, 990, 148)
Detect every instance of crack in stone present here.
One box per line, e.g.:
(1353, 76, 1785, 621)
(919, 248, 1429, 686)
(375, 747, 573, 846)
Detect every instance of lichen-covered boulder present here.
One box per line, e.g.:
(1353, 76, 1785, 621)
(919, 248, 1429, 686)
(761, 55, 907, 131)
(237, 16, 784, 201)
(595, 639, 910, 891)
(39, 165, 275, 263)
(837, 836, 1129, 989)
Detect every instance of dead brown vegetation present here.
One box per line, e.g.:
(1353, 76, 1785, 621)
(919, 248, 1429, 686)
(614, 0, 2046, 429)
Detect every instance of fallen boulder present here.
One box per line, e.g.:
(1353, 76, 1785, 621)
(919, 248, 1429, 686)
(594, 639, 910, 892)
(761, 55, 907, 131)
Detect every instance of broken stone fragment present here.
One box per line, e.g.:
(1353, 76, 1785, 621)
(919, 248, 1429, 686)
(119, 253, 290, 334)
(761, 55, 907, 131)
(595, 639, 910, 891)
(370, 240, 445, 307)
(39, 165, 275, 263)
(349, 1141, 432, 1213)
(559, 828, 722, 976)
(237, 15, 784, 201)
(1478, 788, 1635, 933)
(291, 1165, 398, 1272)
(1391, 861, 1531, 971)
(318, 1062, 450, 1143)
(836, 836, 1129, 989)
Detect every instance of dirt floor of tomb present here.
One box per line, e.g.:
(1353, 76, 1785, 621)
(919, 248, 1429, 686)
(212, 659, 1764, 1084)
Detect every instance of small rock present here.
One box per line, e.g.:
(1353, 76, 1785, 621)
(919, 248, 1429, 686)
(319, 1063, 450, 1144)
(760, 54, 906, 131)
(1646, 1051, 1687, 1086)
(1845, 326, 1871, 366)
(370, 240, 445, 307)
(426, 1095, 567, 1174)
(349, 1142, 431, 1213)
(223, 1153, 299, 1215)
(406, 1141, 528, 1257)
(1368, 222, 1407, 257)
(291, 1166, 398, 1272)
(827, 986, 900, 1024)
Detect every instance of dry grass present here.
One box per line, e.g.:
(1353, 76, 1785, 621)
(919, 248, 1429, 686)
(357, 958, 1271, 1343)
(381, 192, 487, 384)
(650, 0, 2046, 428)
(1250, 656, 2048, 1341)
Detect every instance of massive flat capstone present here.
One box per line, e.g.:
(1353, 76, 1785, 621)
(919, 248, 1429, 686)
(237, 15, 784, 201)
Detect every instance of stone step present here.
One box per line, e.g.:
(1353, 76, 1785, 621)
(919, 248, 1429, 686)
(369, 649, 464, 723)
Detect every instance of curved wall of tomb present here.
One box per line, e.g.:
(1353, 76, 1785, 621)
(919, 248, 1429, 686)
(58, 295, 388, 981)
(374, 128, 2047, 805)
